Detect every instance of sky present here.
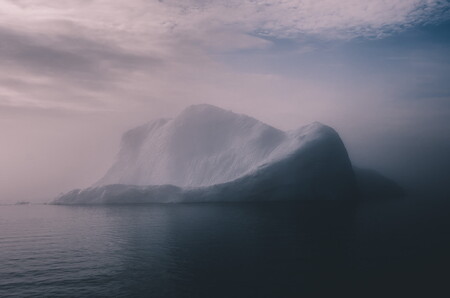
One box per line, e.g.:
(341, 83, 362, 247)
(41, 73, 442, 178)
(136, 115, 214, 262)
(1, 0, 450, 203)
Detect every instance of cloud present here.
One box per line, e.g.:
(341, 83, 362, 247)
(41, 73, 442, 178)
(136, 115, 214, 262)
(156, 0, 449, 40)
(0, 0, 447, 110)
(3, 1, 449, 47)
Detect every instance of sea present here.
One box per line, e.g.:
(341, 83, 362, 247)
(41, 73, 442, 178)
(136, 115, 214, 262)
(1, 198, 449, 297)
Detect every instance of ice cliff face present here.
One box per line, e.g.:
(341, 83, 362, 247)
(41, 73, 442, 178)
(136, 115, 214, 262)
(97, 104, 298, 187)
(54, 104, 362, 204)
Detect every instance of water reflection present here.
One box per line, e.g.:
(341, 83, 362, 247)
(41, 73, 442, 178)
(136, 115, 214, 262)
(108, 202, 358, 297)
(1, 200, 449, 297)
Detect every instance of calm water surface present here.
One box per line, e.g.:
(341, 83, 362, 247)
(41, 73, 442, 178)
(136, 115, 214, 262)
(1, 199, 449, 297)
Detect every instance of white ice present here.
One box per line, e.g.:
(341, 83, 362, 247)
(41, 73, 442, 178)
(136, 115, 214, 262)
(96, 104, 329, 188)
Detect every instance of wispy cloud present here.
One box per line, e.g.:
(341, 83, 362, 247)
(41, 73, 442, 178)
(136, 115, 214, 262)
(4, 1, 448, 42)
(0, 0, 448, 111)
(161, 0, 450, 39)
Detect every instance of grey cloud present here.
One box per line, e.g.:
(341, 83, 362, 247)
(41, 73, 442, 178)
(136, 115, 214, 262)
(0, 26, 163, 85)
(0, 24, 166, 110)
(0, 104, 86, 118)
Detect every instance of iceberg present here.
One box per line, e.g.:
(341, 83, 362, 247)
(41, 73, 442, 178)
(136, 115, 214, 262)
(354, 167, 405, 199)
(53, 104, 400, 205)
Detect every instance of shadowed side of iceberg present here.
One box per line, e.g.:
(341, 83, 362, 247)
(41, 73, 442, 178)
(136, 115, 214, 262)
(181, 124, 359, 202)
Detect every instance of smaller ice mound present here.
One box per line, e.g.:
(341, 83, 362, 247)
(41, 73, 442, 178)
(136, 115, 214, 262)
(54, 105, 361, 204)
(354, 167, 405, 199)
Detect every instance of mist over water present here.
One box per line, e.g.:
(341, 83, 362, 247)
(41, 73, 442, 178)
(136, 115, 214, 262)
(1, 200, 449, 297)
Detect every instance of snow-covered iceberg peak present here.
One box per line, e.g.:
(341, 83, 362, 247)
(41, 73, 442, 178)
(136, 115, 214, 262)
(96, 104, 328, 188)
